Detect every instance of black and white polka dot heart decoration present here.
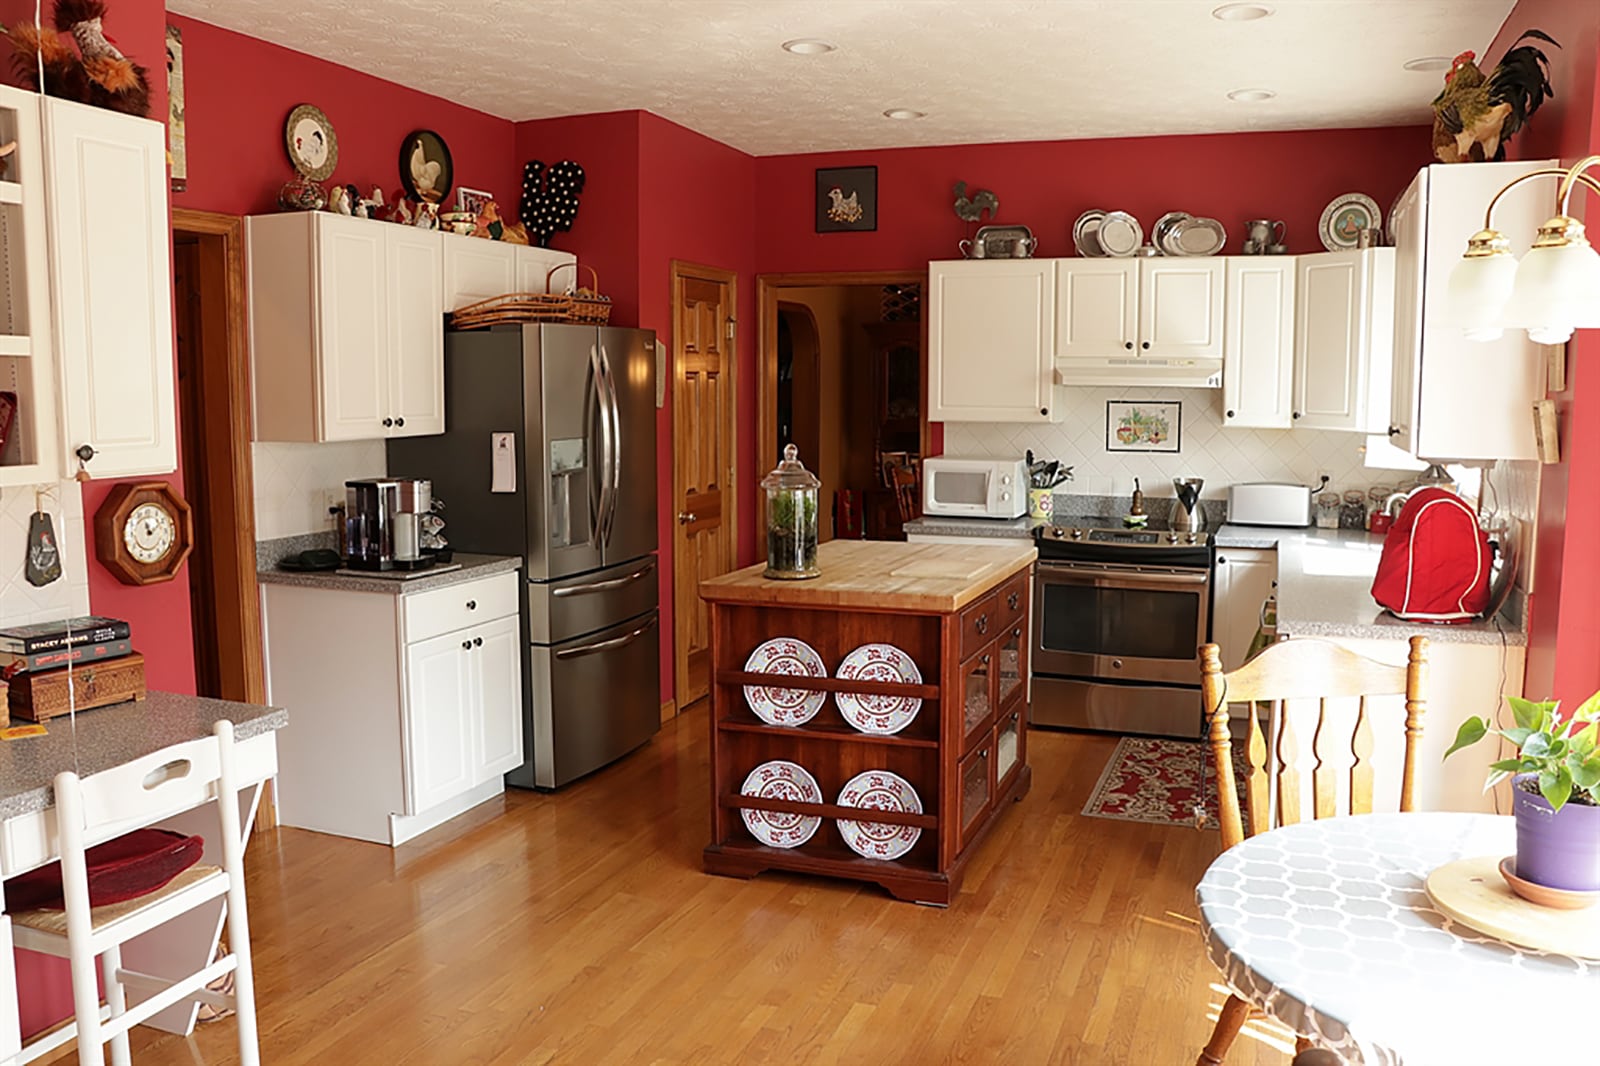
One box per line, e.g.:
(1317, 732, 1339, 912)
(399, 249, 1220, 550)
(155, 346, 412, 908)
(520, 159, 586, 249)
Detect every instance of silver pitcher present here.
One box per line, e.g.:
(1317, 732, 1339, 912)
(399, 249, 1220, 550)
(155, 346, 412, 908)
(1172, 477, 1206, 533)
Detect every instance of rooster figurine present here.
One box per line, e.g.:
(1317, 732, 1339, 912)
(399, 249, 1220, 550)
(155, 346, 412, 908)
(1431, 30, 1558, 163)
(953, 181, 999, 223)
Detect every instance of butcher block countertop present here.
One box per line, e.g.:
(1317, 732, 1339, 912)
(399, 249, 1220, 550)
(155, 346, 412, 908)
(700, 541, 1037, 612)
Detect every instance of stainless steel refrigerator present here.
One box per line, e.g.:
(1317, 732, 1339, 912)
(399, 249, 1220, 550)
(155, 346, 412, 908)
(388, 323, 660, 789)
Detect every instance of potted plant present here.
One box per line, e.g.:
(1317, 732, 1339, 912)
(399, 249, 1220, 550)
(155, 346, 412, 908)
(1445, 691, 1600, 894)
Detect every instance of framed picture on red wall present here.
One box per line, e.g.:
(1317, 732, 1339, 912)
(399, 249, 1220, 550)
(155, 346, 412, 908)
(815, 166, 877, 233)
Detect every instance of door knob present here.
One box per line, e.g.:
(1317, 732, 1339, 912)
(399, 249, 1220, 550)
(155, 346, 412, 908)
(678, 511, 698, 524)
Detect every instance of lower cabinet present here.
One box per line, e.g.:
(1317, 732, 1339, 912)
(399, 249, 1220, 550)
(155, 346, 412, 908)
(264, 569, 525, 846)
(1211, 548, 1278, 673)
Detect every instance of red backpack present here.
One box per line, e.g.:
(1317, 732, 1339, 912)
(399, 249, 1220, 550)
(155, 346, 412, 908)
(1370, 487, 1493, 623)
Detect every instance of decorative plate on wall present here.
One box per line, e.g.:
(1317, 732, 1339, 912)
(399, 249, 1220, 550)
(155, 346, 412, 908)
(399, 129, 454, 205)
(1319, 192, 1381, 251)
(284, 104, 337, 182)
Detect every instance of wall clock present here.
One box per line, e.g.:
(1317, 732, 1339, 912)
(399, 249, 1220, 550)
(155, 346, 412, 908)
(285, 103, 338, 182)
(93, 482, 194, 586)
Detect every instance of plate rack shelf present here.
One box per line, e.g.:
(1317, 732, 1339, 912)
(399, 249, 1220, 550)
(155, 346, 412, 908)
(702, 565, 1032, 905)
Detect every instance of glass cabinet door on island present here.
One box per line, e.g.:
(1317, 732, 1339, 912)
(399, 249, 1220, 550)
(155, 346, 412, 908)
(961, 649, 993, 748)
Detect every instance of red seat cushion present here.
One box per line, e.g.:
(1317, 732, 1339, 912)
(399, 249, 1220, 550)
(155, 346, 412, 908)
(6, 828, 205, 912)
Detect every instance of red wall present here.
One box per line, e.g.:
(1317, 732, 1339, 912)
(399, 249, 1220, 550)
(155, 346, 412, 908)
(1489, 0, 1600, 705)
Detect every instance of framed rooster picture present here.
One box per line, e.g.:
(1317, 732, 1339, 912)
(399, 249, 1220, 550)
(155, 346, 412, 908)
(815, 166, 877, 233)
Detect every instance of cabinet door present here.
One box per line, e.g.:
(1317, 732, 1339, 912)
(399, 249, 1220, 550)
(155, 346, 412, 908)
(1055, 259, 1137, 358)
(928, 260, 1056, 422)
(469, 613, 524, 783)
(386, 227, 445, 436)
(1139, 259, 1225, 358)
(404, 629, 475, 814)
(45, 100, 175, 478)
(1223, 258, 1296, 429)
(960, 646, 995, 752)
(443, 233, 517, 311)
(956, 741, 994, 853)
(315, 215, 390, 441)
(997, 619, 1026, 710)
(1387, 170, 1427, 452)
(1212, 548, 1277, 672)
(516, 246, 577, 297)
(1293, 251, 1367, 431)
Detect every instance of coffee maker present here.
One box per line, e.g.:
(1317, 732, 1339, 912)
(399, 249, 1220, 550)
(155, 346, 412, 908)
(1172, 477, 1206, 534)
(345, 478, 434, 571)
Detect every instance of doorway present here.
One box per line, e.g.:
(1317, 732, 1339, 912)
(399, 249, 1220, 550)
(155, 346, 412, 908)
(757, 272, 927, 541)
(171, 211, 265, 699)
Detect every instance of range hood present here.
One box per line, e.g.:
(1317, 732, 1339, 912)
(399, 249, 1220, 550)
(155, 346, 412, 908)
(1053, 357, 1222, 390)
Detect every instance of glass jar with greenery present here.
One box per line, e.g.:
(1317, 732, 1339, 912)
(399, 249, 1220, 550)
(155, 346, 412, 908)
(762, 444, 821, 580)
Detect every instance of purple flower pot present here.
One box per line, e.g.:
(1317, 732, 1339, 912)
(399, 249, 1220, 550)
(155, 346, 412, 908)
(1513, 774, 1600, 892)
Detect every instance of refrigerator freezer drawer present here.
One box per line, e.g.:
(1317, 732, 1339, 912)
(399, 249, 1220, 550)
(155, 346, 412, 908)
(524, 609, 661, 788)
(527, 554, 659, 644)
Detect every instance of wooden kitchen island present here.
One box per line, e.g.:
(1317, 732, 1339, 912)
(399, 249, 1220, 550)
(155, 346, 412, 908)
(700, 540, 1036, 904)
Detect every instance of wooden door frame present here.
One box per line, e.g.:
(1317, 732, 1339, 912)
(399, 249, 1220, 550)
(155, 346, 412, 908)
(669, 259, 739, 711)
(755, 271, 929, 486)
(170, 212, 265, 692)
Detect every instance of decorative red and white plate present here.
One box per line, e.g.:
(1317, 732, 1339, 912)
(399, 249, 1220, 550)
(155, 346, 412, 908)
(835, 643, 922, 735)
(836, 770, 922, 860)
(743, 637, 827, 726)
(740, 760, 822, 848)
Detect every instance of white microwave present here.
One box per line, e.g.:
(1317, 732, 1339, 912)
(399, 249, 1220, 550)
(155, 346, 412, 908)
(922, 457, 1029, 519)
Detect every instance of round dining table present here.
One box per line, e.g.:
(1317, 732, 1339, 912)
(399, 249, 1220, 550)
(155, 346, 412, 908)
(1197, 811, 1600, 1065)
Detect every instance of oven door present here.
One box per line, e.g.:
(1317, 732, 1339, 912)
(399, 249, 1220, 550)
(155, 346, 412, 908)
(1032, 560, 1210, 685)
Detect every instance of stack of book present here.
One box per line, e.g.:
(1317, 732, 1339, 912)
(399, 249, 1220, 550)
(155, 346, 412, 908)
(0, 616, 145, 722)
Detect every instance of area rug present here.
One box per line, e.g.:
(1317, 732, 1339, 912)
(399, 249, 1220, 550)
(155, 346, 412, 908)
(1081, 736, 1246, 830)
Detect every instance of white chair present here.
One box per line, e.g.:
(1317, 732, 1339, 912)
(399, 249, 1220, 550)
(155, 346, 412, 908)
(11, 719, 260, 1066)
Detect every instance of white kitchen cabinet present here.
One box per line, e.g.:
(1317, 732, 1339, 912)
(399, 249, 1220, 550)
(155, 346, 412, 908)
(1389, 161, 1552, 461)
(1140, 259, 1225, 359)
(1293, 249, 1394, 433)
(443, 232, 517, 310)
(516, 245, 578, 296)
(928, 259, 1058, 422)
(248, 212, 445, 441)
(1055, 260, 1137, 357)
(1211, 547, 1277, 673)
(45, 98, 175, 478)
(264, 569, 526, 846)
(1222, 258, 1297, 429)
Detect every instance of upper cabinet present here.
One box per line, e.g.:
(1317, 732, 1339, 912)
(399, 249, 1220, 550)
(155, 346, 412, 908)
(249, 212, 445, 442)
(928, 259, 1058, 423)
(1222, 258, 1297, 429)
(1389, 160, 1552, 461)
(1056, 259, 1224, 360)
(1055, 260, 1136, 357)
(442, 233, 516, 311)
(0, 87, 58, 488)
(516, 245, 578, 297)
(1292, 249, 1394, 433)
(46, 98, 175, 479)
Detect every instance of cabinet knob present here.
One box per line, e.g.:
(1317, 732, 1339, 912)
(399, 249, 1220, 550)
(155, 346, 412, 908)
(1141, 341, 1150, 350)
(1388, 425, 1402, 437)
(1112, 658, 1124, 670)
(466, 600, 477, 610)
(1292, 411, 1302, 420)
(981, 653, 991, 665)
(382, 417, 394, 427)
(1012, 627, 1022, 639)
(1124, 341, 1133, 351)
(1007, 591, 1020, 610)
(395, 417, 406, 427)
(473, 636, 483, 647)
(1225, 409, 1235, 419)
(1217, 556, 1227, 565)
(1039, 407, 1048, 417)
(975, 614, 989, 634)
(75, 444, 95, 463)
(462, 640, 472, 651)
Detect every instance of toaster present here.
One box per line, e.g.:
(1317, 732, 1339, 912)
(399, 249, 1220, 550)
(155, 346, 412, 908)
(1227, 483, 1313, 528)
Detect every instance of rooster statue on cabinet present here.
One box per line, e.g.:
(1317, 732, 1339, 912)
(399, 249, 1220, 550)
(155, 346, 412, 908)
(4, 0, 151, 116)
(1430, 30, 1558, 163)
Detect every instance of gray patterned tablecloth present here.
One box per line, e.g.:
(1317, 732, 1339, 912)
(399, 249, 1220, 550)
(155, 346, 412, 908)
(1197, 812, 1600, 1065)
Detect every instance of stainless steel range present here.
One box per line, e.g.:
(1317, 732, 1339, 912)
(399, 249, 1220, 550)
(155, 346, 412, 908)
(1030, 521, 1210, 739)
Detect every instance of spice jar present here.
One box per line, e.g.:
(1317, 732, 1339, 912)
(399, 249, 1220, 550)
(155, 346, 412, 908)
(761, 444, 821, 580)
(1367, 485, 1393, 529)
(1340, 490, 1368, 530)
(1315, 492, 1341, 529)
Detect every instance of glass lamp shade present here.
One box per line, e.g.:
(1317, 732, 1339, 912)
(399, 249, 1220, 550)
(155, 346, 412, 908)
(1446, 252, 1518, 341)
(1503, 239, 1600, 345)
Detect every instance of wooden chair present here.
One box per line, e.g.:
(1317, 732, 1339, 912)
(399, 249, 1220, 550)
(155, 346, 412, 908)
(1194, 635, 1428, 1066)
(890, 463, 919, 523)
(12, 719, 260, 1066)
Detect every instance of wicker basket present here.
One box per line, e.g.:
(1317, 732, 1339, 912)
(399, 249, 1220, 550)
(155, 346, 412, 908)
(448, 264, 612, 330)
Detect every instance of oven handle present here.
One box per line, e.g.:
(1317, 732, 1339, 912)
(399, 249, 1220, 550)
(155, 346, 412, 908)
(1036, 561, 1211, 586)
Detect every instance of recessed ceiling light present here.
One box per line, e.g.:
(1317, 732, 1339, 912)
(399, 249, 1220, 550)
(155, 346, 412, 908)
(1227, 88, 1277, 102)
(782, 38, 836, 55)
(1403, 56, 1453, 72)
(883, 108, 927, 120)
(1212, 3, 1273, 20)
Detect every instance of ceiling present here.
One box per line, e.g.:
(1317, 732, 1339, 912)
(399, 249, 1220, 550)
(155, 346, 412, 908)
(166, 0, 1518, 156)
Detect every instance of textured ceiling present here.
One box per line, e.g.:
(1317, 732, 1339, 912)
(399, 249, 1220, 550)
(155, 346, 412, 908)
(166, 0, 1519, 156)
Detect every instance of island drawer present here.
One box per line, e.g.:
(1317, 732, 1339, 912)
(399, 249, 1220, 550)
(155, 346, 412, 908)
(958, 593, 999, 661)
(996, 570, 1029, 631)
(403, 570, 520, 643)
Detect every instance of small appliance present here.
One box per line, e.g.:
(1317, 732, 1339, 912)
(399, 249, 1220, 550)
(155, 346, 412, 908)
(1227, 483, 1314, 528)
(1172, 477, 1206, 533)
(344, 478, 434, 571)
(922, 457, 1028, 519)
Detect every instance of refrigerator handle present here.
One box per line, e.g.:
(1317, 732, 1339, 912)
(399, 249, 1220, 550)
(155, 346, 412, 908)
(599, 341, 624, 543)
(585, 343, 612, 550)
(553, 613, 658, 660)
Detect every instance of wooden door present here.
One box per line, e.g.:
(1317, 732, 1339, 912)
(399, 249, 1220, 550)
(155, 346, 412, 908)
(1223, 258, 1296, 429)
(45, 98, 175, 478)
(929, 259, 1056, 422)
(1055, 259, 1136, 358)
(315, 214, 390, 441)
(385, 226, 445, 436)
(1139, 258, 1225, 358)
(672, 262, 738, 711)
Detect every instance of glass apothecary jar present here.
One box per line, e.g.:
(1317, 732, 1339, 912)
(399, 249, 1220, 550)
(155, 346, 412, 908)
(762, 444, 821, 580)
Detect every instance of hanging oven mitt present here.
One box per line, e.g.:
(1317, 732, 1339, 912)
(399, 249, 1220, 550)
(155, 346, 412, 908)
(26, 507, 61, 586)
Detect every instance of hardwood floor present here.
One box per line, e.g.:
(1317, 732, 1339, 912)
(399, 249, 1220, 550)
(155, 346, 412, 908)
(95, 708, 1294, 1065)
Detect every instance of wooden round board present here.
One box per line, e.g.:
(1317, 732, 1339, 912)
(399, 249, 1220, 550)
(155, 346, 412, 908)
(1425, 855, 1600, 958)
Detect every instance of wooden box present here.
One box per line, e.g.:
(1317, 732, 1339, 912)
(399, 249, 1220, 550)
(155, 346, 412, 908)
(8, 653, 146, 722)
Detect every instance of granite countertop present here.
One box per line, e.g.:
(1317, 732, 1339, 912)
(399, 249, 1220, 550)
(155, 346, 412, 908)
(0, 692, 288, 820)
(1214, 524, 1525, 646)
(902, 515, 1046, 538)
(257, 553, 522, 595)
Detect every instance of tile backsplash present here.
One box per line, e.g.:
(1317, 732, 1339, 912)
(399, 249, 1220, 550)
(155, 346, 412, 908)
(252, 441, 386, 540)
(944, 385, 1422, 502)
(0, 480, 90, 625)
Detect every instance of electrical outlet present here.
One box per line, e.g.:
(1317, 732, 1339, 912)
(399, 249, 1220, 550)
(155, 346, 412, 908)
(324, 491, 344, 515)
(1316, 471, 1333, 489)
